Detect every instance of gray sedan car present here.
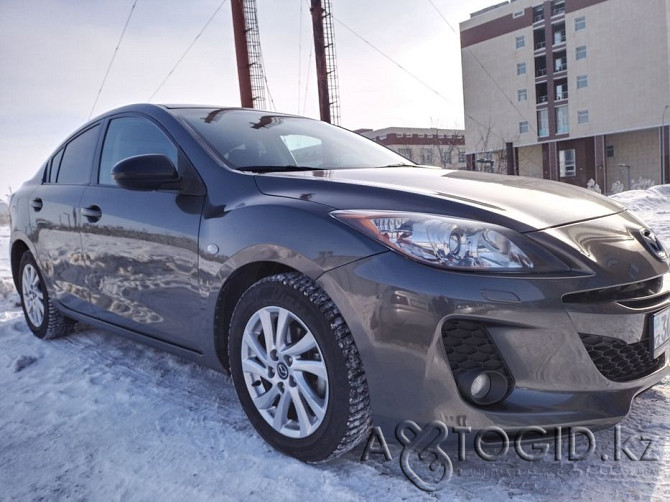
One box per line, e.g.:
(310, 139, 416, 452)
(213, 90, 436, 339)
(8, 104, 670, 462)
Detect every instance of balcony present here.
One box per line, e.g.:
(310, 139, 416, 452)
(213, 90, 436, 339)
(535, 41, 546, 50)
(555, 90, 568, 101)
(534, 13, 545, 22)
(554, 63, 567, 72)
(537, 95, 549, 104)
(536, 68, 548, 77)
(552, 6, 565, 16)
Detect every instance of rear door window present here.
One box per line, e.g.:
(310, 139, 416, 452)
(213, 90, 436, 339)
(55, 125, 100, 185)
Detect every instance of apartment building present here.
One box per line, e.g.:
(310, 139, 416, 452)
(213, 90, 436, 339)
(358, 127, 467, 168)
(460, 0, 670, 192)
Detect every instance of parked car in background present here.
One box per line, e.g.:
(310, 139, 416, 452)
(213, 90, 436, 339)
(9, 104, 670, 462)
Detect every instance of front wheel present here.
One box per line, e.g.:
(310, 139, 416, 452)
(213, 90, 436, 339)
(18, 252, 72, 339)
(228, 273, 372, 462)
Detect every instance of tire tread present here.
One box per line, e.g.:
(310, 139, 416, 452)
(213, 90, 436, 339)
(19, 252, 72, 340)
(234, 272, 372, 462)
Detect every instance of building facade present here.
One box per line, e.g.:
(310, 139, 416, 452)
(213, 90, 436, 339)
(460, 0, 670, 192)
(359, 127, 467, 168)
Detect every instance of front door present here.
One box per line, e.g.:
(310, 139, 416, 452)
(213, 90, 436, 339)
(79, 115, 205, 350)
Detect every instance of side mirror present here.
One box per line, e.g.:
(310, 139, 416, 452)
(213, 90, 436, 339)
(111, 154, 179, 190)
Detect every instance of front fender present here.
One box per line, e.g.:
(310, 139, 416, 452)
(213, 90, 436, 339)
(198, 198, 387, 297)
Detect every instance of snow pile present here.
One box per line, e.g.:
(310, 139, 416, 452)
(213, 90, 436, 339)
(611, 185, 670, 246)
(1, 189, 669, 500)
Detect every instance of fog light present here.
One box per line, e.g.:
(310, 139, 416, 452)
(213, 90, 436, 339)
(458, 371, 509, 406)
(470, 373, 491, 400)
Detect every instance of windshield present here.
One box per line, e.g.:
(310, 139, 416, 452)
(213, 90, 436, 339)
(173, 108, 413, 171)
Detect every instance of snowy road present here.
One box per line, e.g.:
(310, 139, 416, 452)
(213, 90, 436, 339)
(1, 187, 669, 501)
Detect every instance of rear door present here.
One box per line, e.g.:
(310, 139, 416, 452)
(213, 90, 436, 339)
(79, 114, 205, 350)
(29, 124, 101, 314)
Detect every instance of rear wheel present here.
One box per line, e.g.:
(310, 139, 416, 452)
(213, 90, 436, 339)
(19, 252, 72, 339)
(229, 272, 371, 462)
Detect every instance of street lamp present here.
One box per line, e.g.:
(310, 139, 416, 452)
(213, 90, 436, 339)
(618, 163, 631, 191)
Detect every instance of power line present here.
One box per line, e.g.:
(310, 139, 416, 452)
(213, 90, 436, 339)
(88, 0, 138, 120)
(297, 0, 304, 114)
(148, 0, 227, 102)
(426, 0, 538, 136)
(332, 14, 516, 147)
(302, 44, 313, 115)
(426, 0, 544, 173)
(333, 16, 462, 112)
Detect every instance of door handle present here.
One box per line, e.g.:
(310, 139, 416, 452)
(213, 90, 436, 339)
(81, 205, 102, 222)
(30, 198, 43, 211)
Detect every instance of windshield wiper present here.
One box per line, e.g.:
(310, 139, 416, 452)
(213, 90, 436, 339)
(380, 163, 416, 167)
(237, 165, 323, 173)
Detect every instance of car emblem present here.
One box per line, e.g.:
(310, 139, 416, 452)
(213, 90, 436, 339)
(639, 228, 668, 261)
(276, 363, 289, 380)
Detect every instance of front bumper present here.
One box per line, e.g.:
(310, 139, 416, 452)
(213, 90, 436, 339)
(316, 214, 670, 435)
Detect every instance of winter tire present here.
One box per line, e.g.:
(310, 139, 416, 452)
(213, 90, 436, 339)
(229, 272, 372, 462)
(19, 251, 72, 339)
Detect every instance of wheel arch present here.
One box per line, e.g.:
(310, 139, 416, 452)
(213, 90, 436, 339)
(10, 238, 31, 291)
(214, 260, 299, 371)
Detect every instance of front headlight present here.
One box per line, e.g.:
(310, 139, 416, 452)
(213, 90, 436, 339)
(332, 210, 569, 273)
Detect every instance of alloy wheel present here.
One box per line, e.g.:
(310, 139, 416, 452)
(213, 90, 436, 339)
(22, 263, 44, 327)
(241, 306, 329, 439)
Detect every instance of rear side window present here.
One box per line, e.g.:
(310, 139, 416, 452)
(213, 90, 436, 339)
(99, 117, 178, 185)
(47, 148, 65, 183)
(56, 125, 100, 185)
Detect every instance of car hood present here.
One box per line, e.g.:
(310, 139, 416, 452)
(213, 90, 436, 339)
(254, 167, 625, 233)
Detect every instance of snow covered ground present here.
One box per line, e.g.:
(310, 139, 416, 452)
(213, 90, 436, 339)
(1, 187, 669, 501)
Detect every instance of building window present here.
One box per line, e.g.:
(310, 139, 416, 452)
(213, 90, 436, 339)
(458, 150, 466, 163)
(606, 145, 615, 157)
(398, 147, 413, 161)
(440, 149, 452, 165)
(420, 148, 434, 165)
(513, 10, 524, 19)
(555, 82, 568, 100)
(577, 75, 588, 89)
(517, 62, 527, 75)
(552, 0, 565, 16)
(516, 35, 525, 49)
(556, 105, 569, 134)
(519, 121, 529, 134)
(537, 109, 549, 137)
(575, 16, 586, 31)
(518, 89, 528, 102)
(559, 149, 576, 177)
(577, 110, 589, 124)
(576, 45, 587, 60)
(554, 52, 567, 72)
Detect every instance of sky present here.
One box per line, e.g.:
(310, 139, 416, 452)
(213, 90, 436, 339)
(0, 0, 498, 199)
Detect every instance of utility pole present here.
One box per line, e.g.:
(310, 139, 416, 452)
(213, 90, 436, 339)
(231, 0, 253, 108)
(310, 0, 340, 124)
(231, 0, 267, 109)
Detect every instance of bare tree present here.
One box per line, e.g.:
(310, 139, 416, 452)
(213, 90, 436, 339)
(429, 118, 465, 169)
(471, 118, 519, 174)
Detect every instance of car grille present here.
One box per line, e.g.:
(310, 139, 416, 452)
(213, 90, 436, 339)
(579, 333, 665, 382)
(563, 276, 670, 310)
(441, 320, 513, 383)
